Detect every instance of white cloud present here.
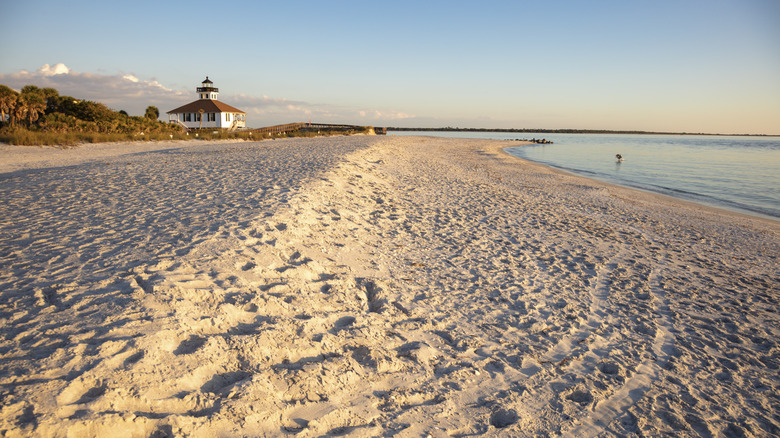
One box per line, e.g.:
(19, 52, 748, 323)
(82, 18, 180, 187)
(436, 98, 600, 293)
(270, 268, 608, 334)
(37, 63, 70, 76)
(360, 110, 414, 120)
(148, 80, 172, 92)
(228, 93, 306, 110)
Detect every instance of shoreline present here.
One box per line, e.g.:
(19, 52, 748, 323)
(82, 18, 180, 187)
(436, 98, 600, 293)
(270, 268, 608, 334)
(393, 132, 780, 223)
(505, 145, 780, 225)
(497, 143, 780, 227)
(1, 136, 777, 436)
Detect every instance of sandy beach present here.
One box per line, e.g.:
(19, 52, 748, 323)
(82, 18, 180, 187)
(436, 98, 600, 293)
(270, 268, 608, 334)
(1, 136, 777, 437)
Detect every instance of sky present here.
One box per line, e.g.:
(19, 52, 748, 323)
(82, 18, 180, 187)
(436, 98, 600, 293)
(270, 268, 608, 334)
(1, 0, 779, 134)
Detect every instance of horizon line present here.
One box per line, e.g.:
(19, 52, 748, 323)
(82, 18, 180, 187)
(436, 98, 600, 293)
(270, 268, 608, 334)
(380, 127, 780, 137)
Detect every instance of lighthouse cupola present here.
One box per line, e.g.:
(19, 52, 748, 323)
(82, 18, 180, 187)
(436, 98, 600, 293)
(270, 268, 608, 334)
(196, 76, 219, 100)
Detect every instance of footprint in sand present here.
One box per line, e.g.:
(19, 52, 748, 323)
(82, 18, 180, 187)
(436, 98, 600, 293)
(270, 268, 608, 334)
(200, 371, 252, 395)
(57, 378, 106, 406)
(490, 408, 520, 429)
(173, 335, 207, 356)
(333, 316, 356, 333)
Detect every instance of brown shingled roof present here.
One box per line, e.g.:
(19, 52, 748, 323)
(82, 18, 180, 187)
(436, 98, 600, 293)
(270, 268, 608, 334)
(166, 99, 246, 114)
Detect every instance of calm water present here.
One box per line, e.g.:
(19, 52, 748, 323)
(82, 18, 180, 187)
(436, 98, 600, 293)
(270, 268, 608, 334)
(390, 131, 780, 221)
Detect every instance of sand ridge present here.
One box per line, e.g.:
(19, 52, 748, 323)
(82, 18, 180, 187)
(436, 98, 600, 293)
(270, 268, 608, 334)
(1, 136, 778, 436)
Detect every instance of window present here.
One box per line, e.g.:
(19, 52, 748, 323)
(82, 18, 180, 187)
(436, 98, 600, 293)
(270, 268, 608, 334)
(183, 113, 192, 122)
(225, 113, 230, 121)
(196, 113, 201, 121)
(207, 113, 216, 122)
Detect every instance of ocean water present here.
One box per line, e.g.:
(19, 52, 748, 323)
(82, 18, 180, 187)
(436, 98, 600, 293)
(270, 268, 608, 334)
(390, 131, 780, 221)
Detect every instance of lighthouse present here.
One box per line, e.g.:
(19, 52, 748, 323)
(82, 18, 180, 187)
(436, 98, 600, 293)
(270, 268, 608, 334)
(167, 77, 247, 130)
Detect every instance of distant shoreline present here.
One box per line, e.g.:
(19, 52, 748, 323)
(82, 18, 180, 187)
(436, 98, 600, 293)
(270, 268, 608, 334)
(385, 127, 779, 137)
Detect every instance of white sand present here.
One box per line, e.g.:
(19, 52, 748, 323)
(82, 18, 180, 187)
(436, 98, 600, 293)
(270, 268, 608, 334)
(1, 136, 778, 437)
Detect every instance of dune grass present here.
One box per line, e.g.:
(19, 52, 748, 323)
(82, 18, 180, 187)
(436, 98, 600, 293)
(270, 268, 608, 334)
(0, 127, 375, 146)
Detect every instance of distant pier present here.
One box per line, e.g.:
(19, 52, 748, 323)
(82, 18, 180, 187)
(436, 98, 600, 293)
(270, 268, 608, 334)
(251, 123, 385, 136)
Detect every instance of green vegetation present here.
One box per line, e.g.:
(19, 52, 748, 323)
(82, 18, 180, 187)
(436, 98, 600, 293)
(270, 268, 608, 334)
(0, 84, 185, 145)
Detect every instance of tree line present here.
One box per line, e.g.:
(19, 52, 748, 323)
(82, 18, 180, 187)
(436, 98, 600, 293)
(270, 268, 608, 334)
(0, 84, 183, 144)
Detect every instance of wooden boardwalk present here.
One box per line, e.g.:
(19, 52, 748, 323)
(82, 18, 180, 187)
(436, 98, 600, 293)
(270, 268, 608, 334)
(250, 123, 307, 135)
(250, 123, 385, 136)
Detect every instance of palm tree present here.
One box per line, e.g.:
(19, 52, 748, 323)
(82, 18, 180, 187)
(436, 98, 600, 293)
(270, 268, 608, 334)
(0, 85, 18, 126)
(12, 98, 27, 127)
(20, 85, 41, 95)
(199, 109, 205, 129)
(144, 106, 159, 120)
(20, 88, 46, 126)
(42, 87, 59, 113)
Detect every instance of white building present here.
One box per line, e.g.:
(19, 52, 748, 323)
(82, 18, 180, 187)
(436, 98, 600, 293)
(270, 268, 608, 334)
(167, 77, 246, 130)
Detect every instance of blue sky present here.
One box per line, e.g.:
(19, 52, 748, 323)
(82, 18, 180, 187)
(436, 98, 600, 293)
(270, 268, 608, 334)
(1, 0, 778, 134)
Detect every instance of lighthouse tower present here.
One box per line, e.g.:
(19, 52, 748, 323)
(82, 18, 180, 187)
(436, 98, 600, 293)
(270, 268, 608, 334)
(197, 77, 219, 100)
